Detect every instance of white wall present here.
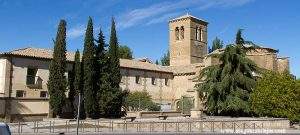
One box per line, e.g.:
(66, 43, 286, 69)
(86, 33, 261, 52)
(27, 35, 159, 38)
(0, 58, 7, 96)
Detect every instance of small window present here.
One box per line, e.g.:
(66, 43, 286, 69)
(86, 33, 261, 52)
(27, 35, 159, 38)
(200, 28, 203, 42)
(180, 26, 184, 39)
(40, 91, 48, 98)
(195, 27, 198, 40)
(16, 90, 26, 97)
(175, 27, 179, 40)
(135, 76, 140, 84)
(165, 78, 169, 86)
(26, 67, 38, 85)
(151, 77, 156, 85)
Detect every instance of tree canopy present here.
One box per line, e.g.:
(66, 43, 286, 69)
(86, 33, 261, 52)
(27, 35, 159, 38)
(210, 37, 223, 52)
(160, 51, 170, 66)
(119, 45, 133, 59)
(250, 71, 300, 122)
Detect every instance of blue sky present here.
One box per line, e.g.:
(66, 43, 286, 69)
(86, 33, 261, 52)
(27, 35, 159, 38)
(0, 0, 299, 77)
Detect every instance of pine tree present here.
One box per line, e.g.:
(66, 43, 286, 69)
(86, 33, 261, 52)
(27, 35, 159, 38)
(73, 50, 86, 119)
(48, 20, 67, 117)
(106, 18, 126, 117)
(211, 37, 223, 52)
(82, 17, 100, 119)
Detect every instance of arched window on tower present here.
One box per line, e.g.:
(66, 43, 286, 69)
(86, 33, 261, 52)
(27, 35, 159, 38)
(199, 28, 202, 41)
(195, 27, 198, 40)
(180, 26, 184, 40)
(175, 27, 179, 40)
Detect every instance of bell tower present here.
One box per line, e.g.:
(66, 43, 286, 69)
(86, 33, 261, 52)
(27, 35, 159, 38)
(169, 14, 208, 66)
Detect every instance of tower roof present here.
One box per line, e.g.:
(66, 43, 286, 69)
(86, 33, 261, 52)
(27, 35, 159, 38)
(169, 13, 208, 24)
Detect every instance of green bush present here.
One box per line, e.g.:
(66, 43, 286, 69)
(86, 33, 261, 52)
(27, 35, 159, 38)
(125, 91, 160, 111)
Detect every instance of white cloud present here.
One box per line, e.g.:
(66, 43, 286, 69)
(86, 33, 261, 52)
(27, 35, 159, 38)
(67, 24, 85, 39)
(118, 0, 254, 29)
(146, 12, 181, 26)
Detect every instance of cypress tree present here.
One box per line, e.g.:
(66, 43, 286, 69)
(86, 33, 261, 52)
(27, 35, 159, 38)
(82, 17, 100, 119)
(73, 50, 86, 119)
(48, 20, 67, 117)
(106, 18, 126, 117)
(95, 29, 111, 117)
(211, 37, 223, 52)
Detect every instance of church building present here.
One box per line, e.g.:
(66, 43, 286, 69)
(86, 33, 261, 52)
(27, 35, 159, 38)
(0, 14, 289, 121)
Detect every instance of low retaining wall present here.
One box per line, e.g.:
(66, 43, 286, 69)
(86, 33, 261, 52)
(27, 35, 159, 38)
(127, 111, 182, 118)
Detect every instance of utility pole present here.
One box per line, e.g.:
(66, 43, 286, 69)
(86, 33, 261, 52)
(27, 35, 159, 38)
(76, 93, 81, 135)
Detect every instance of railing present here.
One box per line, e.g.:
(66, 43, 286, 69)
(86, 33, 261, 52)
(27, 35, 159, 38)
(7, 119, 289, 134)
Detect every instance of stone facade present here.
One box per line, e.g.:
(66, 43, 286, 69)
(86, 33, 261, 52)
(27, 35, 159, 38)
(0, 14, 290, 121)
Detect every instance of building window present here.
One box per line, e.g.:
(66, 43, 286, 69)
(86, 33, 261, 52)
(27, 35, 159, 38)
(175, 27, 179, 40)
(16, 90, 26, 97)
(151, 77, 156, 85)
(195, 27, 198, 40)
(26, 67, 37, 85)
(165, 78, 169, 86)
(199, 28, 203, 41)
(135, 76, 140, 84)
(40, 91, 48, 98)
(180, 26, 184, 40)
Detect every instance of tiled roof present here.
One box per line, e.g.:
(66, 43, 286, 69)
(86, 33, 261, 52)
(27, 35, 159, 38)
(1, 47, 202, 74)
(1, 47, 76, 61)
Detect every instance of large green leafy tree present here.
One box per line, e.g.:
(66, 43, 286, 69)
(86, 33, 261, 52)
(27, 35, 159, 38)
(82, 17, 100, 119)
(196, 30, 258, 116)
(210, 37, 223, 52)
(48, 20, 67, 117)
(119, 45, 133, 59)
(105, 18, 127, 117)
(250, 71, 300, 122)
(73, 50, 86, 119)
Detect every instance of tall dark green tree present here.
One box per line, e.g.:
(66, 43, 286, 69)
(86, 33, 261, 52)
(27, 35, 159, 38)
(95, 28, 111, 117)
(160, 51, 170, 66)
(196, 44, 258, 116)
(48, 20, 67, 117)
(235, 29, 245, 45)
(82, 17, 100, 119)
(73, 50, 86, 119)
(211, 37, 223, 52)
(106, 18, 127, 117)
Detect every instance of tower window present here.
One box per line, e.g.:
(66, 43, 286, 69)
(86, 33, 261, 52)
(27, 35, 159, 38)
(195, 27, 198, 40)
(175, 27, 179, 40)
(200, 28, 203, 41)
(180, 26, 184, 39)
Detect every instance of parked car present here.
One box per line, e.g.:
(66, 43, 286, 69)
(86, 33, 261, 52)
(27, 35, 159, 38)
(0, 123, 11, 135)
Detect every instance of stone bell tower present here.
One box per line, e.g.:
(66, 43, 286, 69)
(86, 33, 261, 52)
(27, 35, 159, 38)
(169, 14, 208, 66)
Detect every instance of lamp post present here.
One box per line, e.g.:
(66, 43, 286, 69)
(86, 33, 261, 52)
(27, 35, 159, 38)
(76, 93, 81, 135)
